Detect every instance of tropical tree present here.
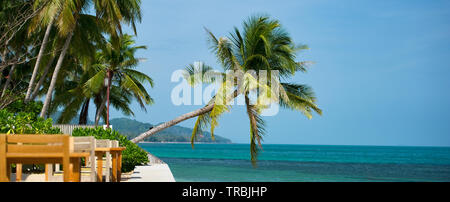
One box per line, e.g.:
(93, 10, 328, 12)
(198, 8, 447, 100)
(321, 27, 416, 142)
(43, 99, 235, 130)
(48, 34, 152, 125)
(82, 34, 153, 126)
(38, 0, 143, 118)
(42, 13, 106, 123)
(0, 0, 45, 101)
(131, 15, 322, 165)
(24, 0, 62, 102)
(0, 0, 42, 71)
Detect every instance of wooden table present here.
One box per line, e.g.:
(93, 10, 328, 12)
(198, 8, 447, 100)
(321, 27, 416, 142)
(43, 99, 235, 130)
(0, 134, 88, 182)
(1, 153, 88, 182)
(95, 147, 126, 182)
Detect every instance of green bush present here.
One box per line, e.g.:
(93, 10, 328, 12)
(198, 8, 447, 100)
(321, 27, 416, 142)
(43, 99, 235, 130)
(0, 109, 61, 134)
(5, 99, 43, 117)
(0, 101, 61, 173)
(72, 127, 149, 172)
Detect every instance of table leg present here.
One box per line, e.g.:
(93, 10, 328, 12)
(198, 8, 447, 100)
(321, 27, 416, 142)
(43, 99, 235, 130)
(117, 152, 122, 182)
(63, 158, 70, 182)
(0, 135, 8, 182)
(6, 164, 11, 182)
(0, 160, 6, 182)
(96, 153, 103, 182)
(45, 164, 50, 182)
(16, 164, 22, 182)
(72, 158, 81, 182)
(111, 151, 117, 182)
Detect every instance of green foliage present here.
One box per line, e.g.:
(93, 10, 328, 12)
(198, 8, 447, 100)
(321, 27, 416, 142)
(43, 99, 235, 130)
(5, 99, 43, 117)
(0, 109, 60, 134)
(0, 100, 61, 135)
(72, 127, 149, 172)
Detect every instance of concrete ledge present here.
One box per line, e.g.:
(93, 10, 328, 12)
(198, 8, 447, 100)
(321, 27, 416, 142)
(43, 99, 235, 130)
(124, 164, 176, 182)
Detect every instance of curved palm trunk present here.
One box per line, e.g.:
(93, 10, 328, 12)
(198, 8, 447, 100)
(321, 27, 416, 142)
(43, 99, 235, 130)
(1, 65, 16, 98)
(79, 98, 90, 125)
(40, 32, 74, 118)
(29, 56, 55, 101)
(131, 90, 239, 143)
(95, 98, 106, 126)
(131, 103, 214, 143)
(25, 20, 54, 102)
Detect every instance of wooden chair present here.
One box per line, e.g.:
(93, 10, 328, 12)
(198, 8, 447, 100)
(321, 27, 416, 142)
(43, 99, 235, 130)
(95, 139, 113, 182)
(95, 140, 124, 182)
(0, 134, 87, 182)
(47, 136, 98, 182)
(109, 140, 125, 182)
(73, 136, 96, 182)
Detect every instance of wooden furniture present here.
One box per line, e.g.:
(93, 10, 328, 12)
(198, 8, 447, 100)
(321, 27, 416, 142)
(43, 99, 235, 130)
(72, 136, 97, 182)
(95, 140, 125, 182)
(0, 134, 88, 182)
(47, 136, 97, 182)
(110, 145, 125, 182)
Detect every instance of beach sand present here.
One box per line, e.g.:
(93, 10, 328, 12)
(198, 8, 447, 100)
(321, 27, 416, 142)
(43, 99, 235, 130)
(8, 163, 175, 182)
(123, 164, 176, 182)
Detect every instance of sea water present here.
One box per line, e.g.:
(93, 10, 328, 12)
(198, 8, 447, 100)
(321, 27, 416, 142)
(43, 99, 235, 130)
(138, 143, 450, 182)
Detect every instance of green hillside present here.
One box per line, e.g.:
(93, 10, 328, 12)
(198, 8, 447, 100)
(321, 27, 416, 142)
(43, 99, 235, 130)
(51, 112, 232, 143)
(109, 118, 232, 143)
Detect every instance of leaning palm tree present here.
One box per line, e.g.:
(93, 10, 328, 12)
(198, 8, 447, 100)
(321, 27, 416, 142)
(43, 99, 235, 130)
(24, 0, 62, 102)
(131, 15, 322, 165)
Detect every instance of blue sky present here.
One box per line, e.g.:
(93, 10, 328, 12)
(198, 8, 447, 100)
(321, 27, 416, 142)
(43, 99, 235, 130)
(95, 0, 450, 146)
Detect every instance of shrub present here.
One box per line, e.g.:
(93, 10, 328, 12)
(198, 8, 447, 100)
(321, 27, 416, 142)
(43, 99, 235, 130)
(0, 101, 61, 173)
(4, 99, 43, 117)
(72, 127, 149, 172)
(0, 109, 61, 134)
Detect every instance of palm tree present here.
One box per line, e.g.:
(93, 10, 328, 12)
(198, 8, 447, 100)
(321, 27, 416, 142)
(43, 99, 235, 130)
(131, 15, 322, 165)
(82, 34, 153, 127)
(38, 0, 143, 118)
(24, 0, 62, 102)
(48, 33, 152, 125)
(44, 13, 107, 123)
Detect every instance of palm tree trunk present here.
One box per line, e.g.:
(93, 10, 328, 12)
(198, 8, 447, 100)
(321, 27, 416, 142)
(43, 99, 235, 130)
(25, 20, 54, 102)
(79, 98, 90, 125)
(95, 96, 106, 126)
(29, 56, 55, 101)
(106, 70, 112, 128)
(131, 103, 215, 143)
(131, 90, 239, 143)
(1, 65, 16, 98)
(39, 32, 74, 118)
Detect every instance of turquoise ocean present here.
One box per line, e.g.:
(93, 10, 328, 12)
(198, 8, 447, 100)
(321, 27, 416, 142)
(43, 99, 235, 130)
(139, 143, 450, 182)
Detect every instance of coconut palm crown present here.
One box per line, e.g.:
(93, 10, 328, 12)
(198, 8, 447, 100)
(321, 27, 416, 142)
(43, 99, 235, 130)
(187, 15, 323, 166)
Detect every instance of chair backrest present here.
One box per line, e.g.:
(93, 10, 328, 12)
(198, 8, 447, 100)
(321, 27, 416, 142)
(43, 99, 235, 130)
(111, 140, 119, 148)
(96, 139, 112, 148)
(73, 136, 96, 152)
(0, 134, 72, 157)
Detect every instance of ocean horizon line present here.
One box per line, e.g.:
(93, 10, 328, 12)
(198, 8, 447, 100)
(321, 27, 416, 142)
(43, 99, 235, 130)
(138, 142, 450, 148)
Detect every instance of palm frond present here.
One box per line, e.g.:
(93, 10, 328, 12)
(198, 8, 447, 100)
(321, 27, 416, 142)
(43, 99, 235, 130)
(280, 83, 322, 119)
(183, 62, 222, 86)
(191, 111, 212, 148)
(245, 95, 266, 167)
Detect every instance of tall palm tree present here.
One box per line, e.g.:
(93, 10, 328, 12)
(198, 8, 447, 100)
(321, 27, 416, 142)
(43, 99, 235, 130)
(131, 15, 322, 165)
(81, 34, 153, 126)
(45, 13, 107, 123)
(24, 0, 62, 102)
(38, 0, 143, 118)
